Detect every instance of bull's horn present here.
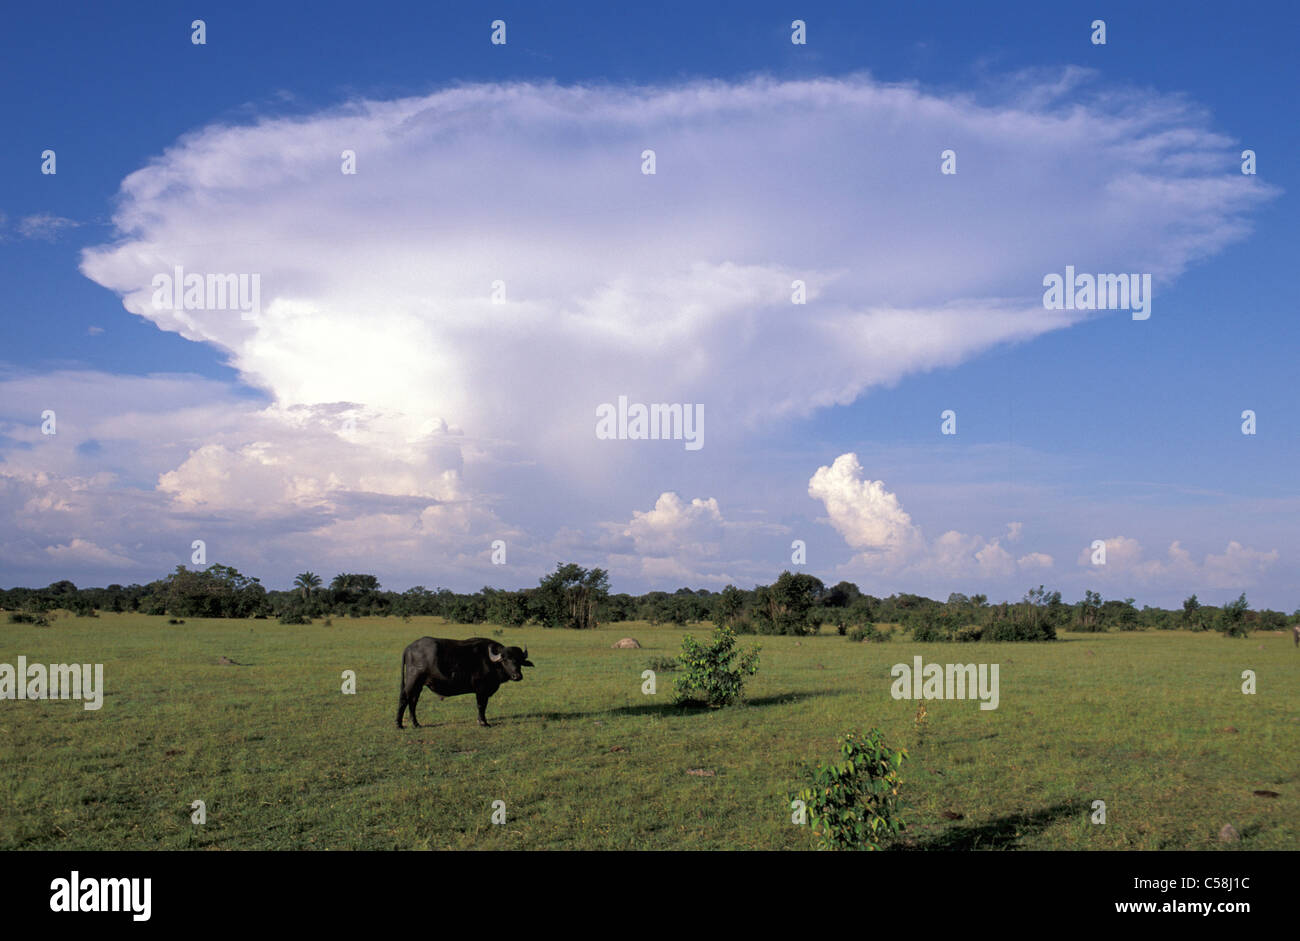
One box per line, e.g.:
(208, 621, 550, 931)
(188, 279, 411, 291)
(522, 647, 529, 659)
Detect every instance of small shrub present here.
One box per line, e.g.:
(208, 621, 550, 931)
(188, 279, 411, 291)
(983, 617, 1056, 642)
(848, 623, 889, 643)
(278, 612, 311, 625)
(167, 618, 186, 625)
(791, 728, 908, 851)
(322, 617, 333, 626)
(955, 625, 983, 643)
(910, 620, 951, 642)
(646, 656, 679, 672)
(8, 612, 50, 626)
(673, 624, 760, 707)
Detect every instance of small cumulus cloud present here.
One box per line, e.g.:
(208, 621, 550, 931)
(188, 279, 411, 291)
(1079, 536, 1277, 590)
(43, 538, 137, 568)
(809, 453, 1050, 581)
(595, 492, 735, 584)
(1017, 551, 1054, 569)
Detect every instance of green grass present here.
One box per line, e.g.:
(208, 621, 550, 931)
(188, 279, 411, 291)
(1, 613, 1295, 850)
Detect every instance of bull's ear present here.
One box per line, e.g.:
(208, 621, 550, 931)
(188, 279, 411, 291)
(522, 659, 534, 667)
(488, 644, 504, 662)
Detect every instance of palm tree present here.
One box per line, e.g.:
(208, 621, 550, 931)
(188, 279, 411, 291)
(294, 572, 322, 602)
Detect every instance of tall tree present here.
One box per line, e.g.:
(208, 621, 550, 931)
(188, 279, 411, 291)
(533, 563, 609, 629)
(294, 571, 322, 602)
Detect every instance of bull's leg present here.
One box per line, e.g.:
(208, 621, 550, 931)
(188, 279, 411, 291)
(476, 690, 492, 727)
(405, 679, 424, 728)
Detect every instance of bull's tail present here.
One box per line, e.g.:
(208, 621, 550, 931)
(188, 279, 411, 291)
(396, 647, 410, 728)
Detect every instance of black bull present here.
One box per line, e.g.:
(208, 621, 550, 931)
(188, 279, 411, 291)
(397, 637, 534, 729)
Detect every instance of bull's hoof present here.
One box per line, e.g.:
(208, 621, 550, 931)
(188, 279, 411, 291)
(478, 721, 491, 728)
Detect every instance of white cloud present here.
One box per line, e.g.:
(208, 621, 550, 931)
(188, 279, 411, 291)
(809, 453, 1049, 582)
(3, 72, 1279, 593)
(1077, 536, 1277, 591)
(43, 538, 138, 568)
(78, 73, 1270, 472)
(619, 492, 723, 555)
(1078, 536, 1145, 569)
(594, 492, 733, 583)
(1200, 541, 1278, 589)
(1017, 551, 1054, 570)
(808, 454, 919, 555)
(18, 213, 81, 241)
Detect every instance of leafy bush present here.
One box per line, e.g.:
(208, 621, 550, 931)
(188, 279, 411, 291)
(646, 656, 680, 672)
(982, 618, 1055, 642)
(167, 618, 186, 625)
(1072, 620, 1109, 633)
(8, 612, 50, 626)
(847, 623, 889, 643)
(791, 728, 908, 850)
(1218, 593, 1250, 638)
(673, 624, 760, 707)
(910, 618, 951, 642)
(278, 612, 311, 625)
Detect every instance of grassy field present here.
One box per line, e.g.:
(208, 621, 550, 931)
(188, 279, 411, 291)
(1, 612, 1296, 850)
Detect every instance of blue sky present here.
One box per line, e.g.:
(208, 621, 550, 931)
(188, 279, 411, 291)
(1, 1, 1296, 609)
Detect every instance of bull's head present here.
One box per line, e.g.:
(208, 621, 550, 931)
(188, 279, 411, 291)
(488, 643, 534, 681)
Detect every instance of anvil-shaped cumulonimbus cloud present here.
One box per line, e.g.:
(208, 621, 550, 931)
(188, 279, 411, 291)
(78, 72, 1270, 504)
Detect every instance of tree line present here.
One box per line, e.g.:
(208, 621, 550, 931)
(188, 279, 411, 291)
(2, 564, 1293, 639)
